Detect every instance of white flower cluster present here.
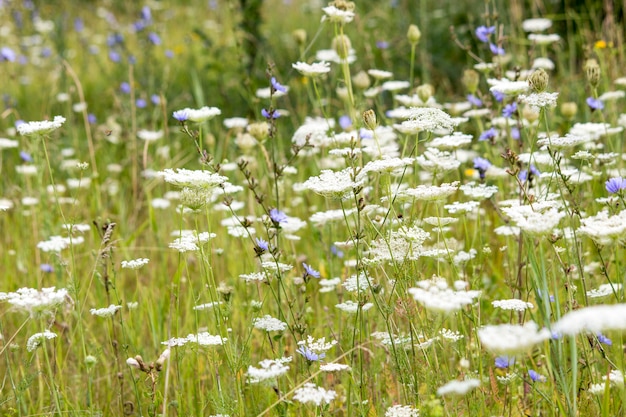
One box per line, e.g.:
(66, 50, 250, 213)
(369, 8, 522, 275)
(292, 61, 331, 77)
(90, 304, 122, 318)
(396, 182, 459, 201)
(0, 287, 68, 316)
(320, 363, 351, 372)
(297, 335, 337, 354)
(162, 332, 226, 347)
(26, 330, 57, 352)
(460, 182, 498, 200)
(253, 315, 287, 332)
(436, 378, 481, 396)
(121, 258, 150, 269)
(501, 205, 565, 236)
(292, 383, 337, 406)
(193, 301, 222, 310)
(478, 321, 551, 354)
(17, 116, 66, 136)
(247, 358, 291, 384)
(395, 107, 457, 134)
(408, 277, 481, 313)
(586, 283, 622, 299)
(335, 300, 373, 313)
(302, 168, 366, 199)
(169, 231, 216, 253)
(518, 92, 559, 112)
(491, 299, 534, 311)
(159, 168, 227, 189)
(589, 370, 624, 394)
(552, 304, 626, 336)
(385, 404, 420, 417)
(578, 210, 626, 244)
(176, 106, 221, 122)
(37, 235, 84, 252)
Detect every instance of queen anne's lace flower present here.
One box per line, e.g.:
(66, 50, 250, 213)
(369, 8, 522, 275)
(17, 116, 66, 136)
(478, 321, 551, 354)
(552, 304, 626, 336)
(26, 330, 57, 352)
(253, 315, 287, 332)
(437, 378, 481, 396)
(247, 358, 290, 383)
(159, 169, 227, 189)
(0, 287, 68, 317)
(293, 383, 336, 406)
(302, 168, 366, 199)
(408, 277, 481, 313)
(90, 304, 122, 317)
(292, 61, 331, 77)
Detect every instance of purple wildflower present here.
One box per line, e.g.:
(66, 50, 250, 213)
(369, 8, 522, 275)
(606, 177, 626, 194)
(330, 244, 344, 258)
(148, 32, 161, 45)
(151, 94, 161, 105)
(20, 150, 33, 162)
(586, 97, 604, 111)
(510, 126, 520, 140)
(376, 40, 390, 49)
(519, 165, 540, 182)
(492, 90, 505, 102)
(479, 127, 497, 141)
(269, 208, 288, 224)
(108, 50, 121, 63)
(296, 346, 325, 362)
(303, 262, 320, 279)
(473, 157, 492, 179)
(467, 94, 483, 107)
(1, 47, 16, 62)
(529, 369, 545, 382)
(255, 237, 269, 252)
(489, 43, 505, 55)
(502, 102, 517, 118)
(261, 108, 280, 119)
(475, 25, 496, 43)
(172, 110, 189, 122)
(270, 77, 287, 93)
(74, 18, 84, 33)
(87, 113, 97, 124)
(597, 333, 612, 345)
(495, 356, 515, 369)
(40, 263, 54, 273)
(339, 115, 352, 130)
(136, 98, 147, 108)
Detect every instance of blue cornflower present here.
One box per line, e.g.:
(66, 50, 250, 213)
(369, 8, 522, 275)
(495, 355, 515, 369)
(479, 127, 497, 141)
(473, 157, 492, 179)
(269, 208, 288, 224)
(255, 237, 269, 252)
(296, 346, 325, 362)
(261, 108, 280, 119)
(136, 98, 147, 108)
(467, 94, 483, 107)
(108, 50, 121, 63)
(492, 90, 505, 102)
(475, 25, 496, 43)
(586, 97, 604, 111)
(489, 43, 505, 55)
(270, 77, 287, 93)
(519, 165, 540, 182)
(528, 369, 545, 382)
(597, 333, 612, 345)
(148, 32, 161, 46)
(606, 177, 626, 194)
(303, 262, 320, 279)
(150, 94, 161, 105)
(339, 115, 352, 130)
(74, 18, 84, 33)
(40, 263, 54, 273)
(502, 102, 517, 118)
(510, 126, 520, 140)
(1, 46, 17, 62)
(141, 5, 152, 22)
(172, 110, 189, 122)
(330, 244, 344, 258)
(359, 128, 373, 139)
(20, 150, 33, 162)
(87, 113, 97, 124)
(376, 40, 390, 49)
(165, 50, 174, 59)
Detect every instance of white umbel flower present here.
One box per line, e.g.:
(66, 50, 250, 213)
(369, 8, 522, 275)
(253, 315, 287, 332)
(321, 5, 355, 23)
(292, 61, 331, 77)
(492, 299, 534, 311)
(175, 106, 221, 122)
(293, 383, 337, 406)
(552, 304, 626, 336)
(385, 404, 420, 417)
(247, 358, 290, 383)
(90, 304, 122, 317)
(396, 107, 457, 133)
(159, 168, 227, 189)
(17, 116, 66, 136)
(26, 330, 57, 352)
(121, 258, 150, 269)
(302, 168, 366, 199)
(0, 287, 68, 317)
(437, 378, 481, 396)
(478, 321, 551, 354)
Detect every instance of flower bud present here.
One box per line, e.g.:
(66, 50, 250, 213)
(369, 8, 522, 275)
(584, 59, 601, 88)
(332, 34, 352, 59)
(126, 357, 141, 369)
(85, 355, 97, 368)
(407, 24, 421, 45)
(353, 70, 371, 89)
(292, 29, 307, 46)
(462, 69, 480, 94)
(362, 109, 377, 130)
(247, 121, 269, 142)
(416, 83, 434, 103)
(528, 68, 549, 93)
(560, 102, 578, 120)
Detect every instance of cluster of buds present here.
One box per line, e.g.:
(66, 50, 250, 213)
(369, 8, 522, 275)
(127, 348, 170, 374)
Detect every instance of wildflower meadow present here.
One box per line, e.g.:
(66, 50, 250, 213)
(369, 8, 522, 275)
(2, 0, 626, 416)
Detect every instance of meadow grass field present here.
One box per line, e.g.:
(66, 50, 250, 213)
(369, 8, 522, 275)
(1, 0, 626, 416)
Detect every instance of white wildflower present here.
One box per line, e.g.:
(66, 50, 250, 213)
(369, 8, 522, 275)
(552, 304, 626, 336)
(159, 168, 227, 189)
(368, 69, 393, 79)
(489, 79, 529, 96)
(460, 182, 498, 200)
(518, 92, 559, 112)
(492, 299, 534, 311)
(382, 80, 410, 92)
(321, 5, 354, 24)
(385, 405, 420, 417)
(522, 18, 552, 32)
(437, 378, 481, 396)
(320, 363, 351, 372)
(587, 283, 622, 299)
(0, 287, 68, 316)
(121, 258, 149, 269)
(176, 106, 221, 122)
(293, 383, 336, 406)
(578, 210, 626, 244)
(247, 358, 290, 383)
(528, 33, 561, 45)
(253, 315, 287, 332)
(26, 330, 57, 352)
(395, 107, 457, 133)
(478, 321, 551, 354)
(335, 300, 373, 313)
(302, 168, 366, 199)
(408, 277, 481, 313)
(428, 132, 473, 150)
(292, 61, 331, 77)
(501, 205, 565, 235)
(90, 304, 122, 318)
(137, 129, 164, 141)
(17, 116, 66, 136)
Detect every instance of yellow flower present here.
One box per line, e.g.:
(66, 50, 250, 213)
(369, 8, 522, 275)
(594, 40, 607, 49)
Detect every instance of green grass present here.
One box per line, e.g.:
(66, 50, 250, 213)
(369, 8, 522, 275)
(1, 0, 626, 416)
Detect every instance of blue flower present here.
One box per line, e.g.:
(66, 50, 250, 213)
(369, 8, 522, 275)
(40, 263, 54, 273)
(492, 90, 505, 102)
(495, 356, 515, 368)
(296, 346, 325, 362)
(606, 177, 626, 194)
(467, 94, 483, 107)
(261, 108, 280, 119)
(303, 262, 320, 279)
(597, 333, 612, 345)
(136, 98, 147, 108)
(479, 127, 497, 141)
(20, 150, 33, 162)
(528, 369, 545, 382)
(475, 25, 496, 43)
(339, 115, 352, 130)
(148, 32, 161, 46)
(269, 208, 288, 224)
(376, 40, 390, 49)
(510, 126, 520, 140)
(473, 157, 491, 179)
(586, 97, 604, 111)
(172, 110, 189, 122)
(120, 82, 131, 94)
(519, 165, 540, 182)
(271, 77, 287, 93)
(108, 50, 121, 63)
(331, 244, 344, 258)
(502, 102, 517, 118)
(489, 43, 505, 55)
(74, 18, 84, 33)
(87, 113, 97, 124)
(255, 237, 269, 252)
(151, 94, 161, 105)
